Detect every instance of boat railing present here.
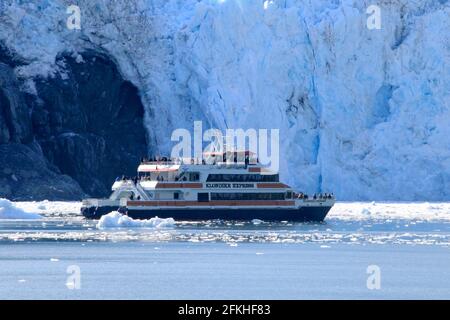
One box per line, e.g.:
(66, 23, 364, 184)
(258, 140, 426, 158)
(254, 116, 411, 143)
(116, 180, 136, 186)
(141, 160, 256, 166)
(141, 161, 178, 165)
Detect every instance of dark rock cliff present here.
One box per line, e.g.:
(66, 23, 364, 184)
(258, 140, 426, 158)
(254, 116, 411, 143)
(0, 47, 148, 200)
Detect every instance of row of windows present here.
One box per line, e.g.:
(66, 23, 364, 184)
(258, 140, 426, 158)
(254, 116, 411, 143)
(138, 172, 200, 182)
(206, 174, 279, 182)
(210, 193, 285, 201)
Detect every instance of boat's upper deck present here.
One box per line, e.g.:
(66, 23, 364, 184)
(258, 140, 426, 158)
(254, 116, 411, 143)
(106, 150, 335, 203)
(137, 150, 277, 183)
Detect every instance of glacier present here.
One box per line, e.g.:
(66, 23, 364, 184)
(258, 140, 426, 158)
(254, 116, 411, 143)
(0, 0, 449, 200)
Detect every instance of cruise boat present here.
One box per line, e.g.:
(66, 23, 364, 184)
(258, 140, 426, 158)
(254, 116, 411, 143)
(81, 151, 335, 221)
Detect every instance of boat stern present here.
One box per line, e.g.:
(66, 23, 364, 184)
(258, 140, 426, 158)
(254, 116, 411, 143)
(81, 199, 122, 219)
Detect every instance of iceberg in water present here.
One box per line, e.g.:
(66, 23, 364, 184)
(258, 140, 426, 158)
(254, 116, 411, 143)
(0, 198, 42, 219)
(96, 211, 175, 229)
(14, 201, 81, 216)
(327, 202, 450, 221)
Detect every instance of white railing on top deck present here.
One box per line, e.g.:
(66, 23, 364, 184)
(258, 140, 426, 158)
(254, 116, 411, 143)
(140, 160, 259, 170)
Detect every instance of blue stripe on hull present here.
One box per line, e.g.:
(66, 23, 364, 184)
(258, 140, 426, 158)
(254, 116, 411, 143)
(82, 206, 332, 222)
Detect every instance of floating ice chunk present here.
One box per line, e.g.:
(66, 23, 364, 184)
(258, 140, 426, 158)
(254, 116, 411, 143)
(96, 211, 175, 229)
(37, 200, 49, 210)
(50, 258, 59, 262)
(329, 202, 450, 221)
(252, 219, 264, 225)
(0, 198, 42, 220)
(14, 200, 81, 217)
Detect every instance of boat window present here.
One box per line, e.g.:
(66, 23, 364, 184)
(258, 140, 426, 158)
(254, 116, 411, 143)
(206, 174, 279, 182)
(210, 193, 285, 201)
(189, 172, 200, 181)
(138, 172, 150, 178)
(197, 193, 209, 202)
(174, 192, 179, 200)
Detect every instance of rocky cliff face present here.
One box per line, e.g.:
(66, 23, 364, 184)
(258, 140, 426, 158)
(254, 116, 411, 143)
(0, 46, 148, 200)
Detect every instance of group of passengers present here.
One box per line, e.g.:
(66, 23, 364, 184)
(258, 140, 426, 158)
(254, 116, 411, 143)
(128, 194, 141, 201)
(296, 192, 334, 200)
(141, 155, 253, 166)
(141, 156, 183, 163)
(116, 175, 141, 184)
(141, 156, 170, 162)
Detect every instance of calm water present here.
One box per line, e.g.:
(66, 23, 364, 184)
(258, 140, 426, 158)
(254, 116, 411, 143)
(0, 203, 449, 299)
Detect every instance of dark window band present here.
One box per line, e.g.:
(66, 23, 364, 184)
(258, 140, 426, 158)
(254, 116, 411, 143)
(210, 192, 285, 200)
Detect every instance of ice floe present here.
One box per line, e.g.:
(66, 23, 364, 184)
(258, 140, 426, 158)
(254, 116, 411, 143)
(1, 229, 449, 246)
(14, 201, 82, 219)
(10, 200, 450, 222)
(96, 211, 175, 229)
(1, 201, 450, 246)
(0, 198, 42, 220)
(328, 202, 450, 221)
(251, 219, 264, 225)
